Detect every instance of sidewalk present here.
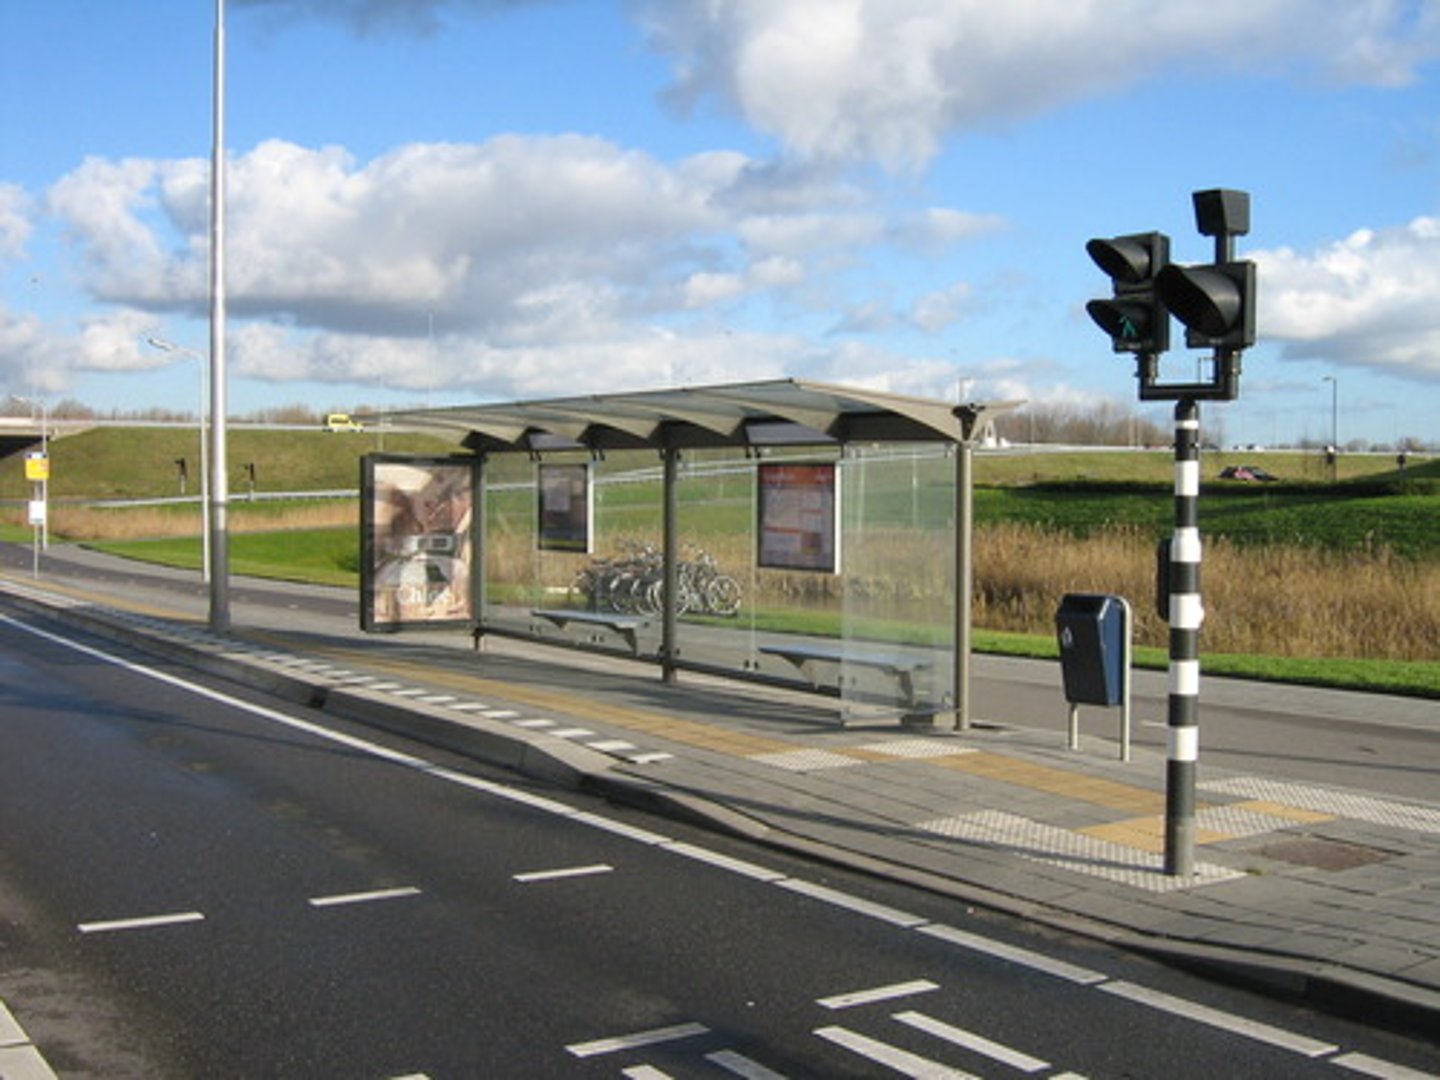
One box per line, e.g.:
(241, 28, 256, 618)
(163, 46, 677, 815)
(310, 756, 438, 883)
(3, 551, 1439, 1030)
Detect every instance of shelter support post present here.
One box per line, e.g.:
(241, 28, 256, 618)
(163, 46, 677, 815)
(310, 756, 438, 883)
(661, 446, 679, 684)
(952, 440, 973, 731)
(470, 453, 488, 651)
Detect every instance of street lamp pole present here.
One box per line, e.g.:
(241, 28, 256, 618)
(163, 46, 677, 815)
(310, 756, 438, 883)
(146, 337, 211, 582)
(1322, 375, 1338, 480)
(207, 0, 231, 632)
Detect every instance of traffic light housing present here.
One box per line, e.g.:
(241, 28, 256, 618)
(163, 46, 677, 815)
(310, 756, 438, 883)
(1085, 189, 1255, 402)
(1155, 260, 1256, 352)
(1085, 232, 1170, 355)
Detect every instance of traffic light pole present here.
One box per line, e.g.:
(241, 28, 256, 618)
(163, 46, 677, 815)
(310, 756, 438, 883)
(1086, 189, 1255, 879)
(1164, 397, 1203, 876)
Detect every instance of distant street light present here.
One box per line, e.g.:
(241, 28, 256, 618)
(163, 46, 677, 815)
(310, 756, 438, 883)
(146, 337, 211, 582)
(1322, 375, 1338, 480)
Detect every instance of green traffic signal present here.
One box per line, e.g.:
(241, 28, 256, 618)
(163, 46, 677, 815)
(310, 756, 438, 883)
(1084, 232, 1170, 355)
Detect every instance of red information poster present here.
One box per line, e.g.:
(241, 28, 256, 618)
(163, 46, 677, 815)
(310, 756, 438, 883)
(362, 455, 476, 631)
(757, 462, 839, 573)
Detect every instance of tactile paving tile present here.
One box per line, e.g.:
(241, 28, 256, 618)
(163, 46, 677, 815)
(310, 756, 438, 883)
(854, 739, 978, 759)
(749, 749, 866, 772)
(917, 809, 1244, 892)
(1199, 777, 1440, 834)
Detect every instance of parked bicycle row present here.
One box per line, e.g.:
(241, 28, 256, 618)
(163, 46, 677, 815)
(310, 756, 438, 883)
(568, 543, 743, 617)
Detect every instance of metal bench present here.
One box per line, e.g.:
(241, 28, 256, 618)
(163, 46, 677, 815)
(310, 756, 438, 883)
(758, 640, 932, 708)
(531, 608, 649, 655)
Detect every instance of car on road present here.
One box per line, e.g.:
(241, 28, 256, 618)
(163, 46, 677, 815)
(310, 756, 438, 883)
(1219, 463, 1278, 482)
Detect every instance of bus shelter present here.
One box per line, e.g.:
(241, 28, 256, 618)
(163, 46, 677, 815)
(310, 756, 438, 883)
(361, 379, 1006, 728)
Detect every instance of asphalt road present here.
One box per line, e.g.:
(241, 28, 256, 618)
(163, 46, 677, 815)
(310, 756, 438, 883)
(3, 605, 1438, 1078)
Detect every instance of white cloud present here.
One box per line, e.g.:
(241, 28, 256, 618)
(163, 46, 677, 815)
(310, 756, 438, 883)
(39, 132, 1005, 397)
(911, 282, 975, 334)
(1256, 216, 1440, 379)
(641, 0, 1440, 168)
(0, 184, 33, 262)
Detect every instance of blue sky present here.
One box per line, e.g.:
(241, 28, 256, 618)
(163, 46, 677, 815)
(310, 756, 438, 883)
(2, 0, 1439, 447)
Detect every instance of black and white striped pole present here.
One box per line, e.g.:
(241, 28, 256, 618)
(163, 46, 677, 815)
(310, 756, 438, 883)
(1164, 399, 1203, 876)
(1088, 189, 1256, 878)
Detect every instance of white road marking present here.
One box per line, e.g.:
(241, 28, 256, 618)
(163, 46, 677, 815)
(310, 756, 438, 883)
(775, 878, 926, 927)
(566, 1022, 710, 1058)
(916, 923, 1107, 985)
(706, 1048, 789, 1078)
(815, 1025, 977, 1079)
(1100, 980, 1339, 1057)
(894, 1011, 1050, 1073)
(662, 842, 786, 882)
(622, 1067, 674, 1080)
(78, 911, 206, 935)
(1332, 1051, 1440, 1079)
(307, 886, 422, 908)
(0, 1043, 60, 1080)
(817, 980, 939, 1010)
(513, 864, 613, 883)
(570, 812, 671, 845)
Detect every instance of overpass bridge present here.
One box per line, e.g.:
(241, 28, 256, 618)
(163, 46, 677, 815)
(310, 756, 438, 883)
(0, 417, 92, 460)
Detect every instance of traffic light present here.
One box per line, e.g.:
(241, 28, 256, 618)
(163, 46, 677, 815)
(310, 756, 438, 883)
(1155, 259, 1255, 351)
(1155, 188, 1256, 353)
(1085, 232, 1170, 355)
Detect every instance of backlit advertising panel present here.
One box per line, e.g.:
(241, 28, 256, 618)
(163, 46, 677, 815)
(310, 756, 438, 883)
(361, 455, 477, 631)
(537, 463, 592, 553)
(757, 461, 839, 573)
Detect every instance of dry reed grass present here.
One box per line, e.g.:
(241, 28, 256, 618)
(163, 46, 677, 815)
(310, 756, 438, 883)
(35, 503, 1437, 662)
(49, 501, 355, 540)
(973, 522, 1439, 662)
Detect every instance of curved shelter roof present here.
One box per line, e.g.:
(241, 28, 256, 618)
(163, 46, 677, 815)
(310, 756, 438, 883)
(374, 378, 1001, 454)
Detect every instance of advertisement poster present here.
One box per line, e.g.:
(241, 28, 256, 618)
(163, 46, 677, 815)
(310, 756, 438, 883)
(362, 456, 475, 631)
(757, 462, 839, 573)
(538, 463, 592, 553)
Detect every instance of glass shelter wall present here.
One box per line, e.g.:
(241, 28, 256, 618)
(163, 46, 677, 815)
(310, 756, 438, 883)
(839, 444, 956, 721)
(476, 439, 955, 721)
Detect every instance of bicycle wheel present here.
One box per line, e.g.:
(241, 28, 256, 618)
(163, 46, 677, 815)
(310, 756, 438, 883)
(706, 575, 743, 616)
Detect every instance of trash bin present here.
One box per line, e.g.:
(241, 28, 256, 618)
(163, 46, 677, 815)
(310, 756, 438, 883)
(1056, 593, 1128, 707)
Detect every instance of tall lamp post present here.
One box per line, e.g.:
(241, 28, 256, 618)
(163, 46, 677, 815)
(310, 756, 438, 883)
(207, 0, 231, 631)
(1322, 375, 1338, 480)
(145, 337, 211, 582)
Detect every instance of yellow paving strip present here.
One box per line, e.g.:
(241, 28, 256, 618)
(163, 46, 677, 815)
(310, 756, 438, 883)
(1079, 799, 1337, 853)
(1079, 817, 1233, 854)
(1233, 798, 1336, 824)
(929, 750, 1172, 815)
